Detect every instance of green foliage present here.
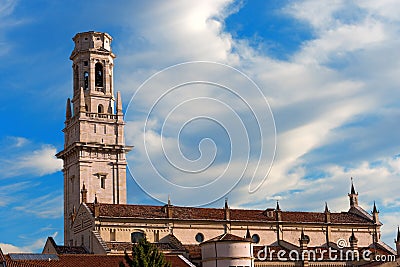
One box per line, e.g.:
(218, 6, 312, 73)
(120, 239, 171, 267)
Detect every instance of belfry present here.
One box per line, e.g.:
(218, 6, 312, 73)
(56, 31, 131, 245)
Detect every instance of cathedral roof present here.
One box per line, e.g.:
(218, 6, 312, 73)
(86, 203, 374, 225)
(42, 237, 88, 255)
(2, 254, 193, 267)
(201, 233, 249, 244)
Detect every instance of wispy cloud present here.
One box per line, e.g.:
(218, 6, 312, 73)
(0, 0, 22, 56)
(0, 137, 62, 179)
(14, 193, 63, 219)
(115, 0, 400, 245)
(0, 232, 58, 253)
(0, 181, 33, 207)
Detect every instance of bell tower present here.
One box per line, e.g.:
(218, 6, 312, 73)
(56, 31, 131, 245)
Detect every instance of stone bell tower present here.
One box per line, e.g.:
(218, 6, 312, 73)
(56, 31, 131, 245)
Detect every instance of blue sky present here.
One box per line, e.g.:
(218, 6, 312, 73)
(1, 0, 400, 252)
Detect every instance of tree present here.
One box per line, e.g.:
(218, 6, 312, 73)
(120, 238, 171, 267)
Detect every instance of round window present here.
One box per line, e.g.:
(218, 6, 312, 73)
(195, 233, 204, 243)
(252, 234, 260, 243)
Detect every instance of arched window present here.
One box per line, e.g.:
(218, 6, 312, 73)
(84, 72, 89, 90)
(95, 63, 103, 87)
(131, 232, 145, 243)
(98, 104, 104, 113)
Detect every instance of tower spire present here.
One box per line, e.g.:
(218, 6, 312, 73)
(349, 229, 358, 251)
(348, 177, 359, 208)
(351, 177, 356, 194)
(246, 227, 251, 239)
(79, 87, 85, 113)
(275, 201, 282, 221)
(373, 201, 378, 213)
(66, 98, 72, 120)
(276, 200, 281, 211)
(81, 182, 87, 203)
(117, 91, 123, 114)
(324, 202, 331, 223)
(372, 201, 379, 223)
(324, 202, 329, 213)
(396, 226, 400, 256)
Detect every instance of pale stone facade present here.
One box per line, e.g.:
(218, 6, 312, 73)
(55, 32, 398, 266)
(200, 233, 254, 267)
(56, 31, 131, 245)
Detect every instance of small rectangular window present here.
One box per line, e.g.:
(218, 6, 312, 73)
(100, 175, 106, 189)
(104, 125, 106, 134)
(84, 61, 88, 66)
(154, 230, 159, 242)
(94, 124, 96, 133)
(110, 229, 116, 241)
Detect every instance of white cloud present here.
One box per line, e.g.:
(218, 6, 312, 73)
(17, 145, 63, 176)
(0, 0, 23, 56)
(0, 140, 62, 179)
(0, 181, 33, 207)
(14, 193, 63, 219)
(0, 243, 26, 253)
(118, 0, 400, 211)
(0, 232, 57, 253)
(119, 1, 400, 248)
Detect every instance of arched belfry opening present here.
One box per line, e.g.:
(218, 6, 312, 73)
(98, 104, 104, 113)
(95, 62, 103, 87)
(84, 72, 89, 90)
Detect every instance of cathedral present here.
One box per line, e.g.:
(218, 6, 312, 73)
(35, 31, 400, 266)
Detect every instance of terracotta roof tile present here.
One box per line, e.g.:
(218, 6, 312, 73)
(5, 255, 122, 267)
(202, 233, 249, 244)
(165, 255, 195, 267)
(105, 241, 133, 251)
(5, 254, 194, 267)
(86, 203, 373, 225)
(54, 246, 88, 254)
(183, 245, 201, 260)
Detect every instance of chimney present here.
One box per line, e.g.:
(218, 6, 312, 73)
(167, 197, 173, 219)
